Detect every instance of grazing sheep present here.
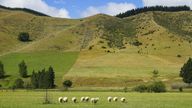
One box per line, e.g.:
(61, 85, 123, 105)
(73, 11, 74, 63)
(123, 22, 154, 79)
(72, 97, 77, 103)
(91, 98, 99, 104)
(107, 97, 112, 102)
(120, 97, 126, 103)
(63, 97, 68, 103)
(85, 97, 90, 102)
(81, 97, 85, 102)
(95, 97, 99, 101)
(113, 97, 118, 102)
(58, 97, 63, 103)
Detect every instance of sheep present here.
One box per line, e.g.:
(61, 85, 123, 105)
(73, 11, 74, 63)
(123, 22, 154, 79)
(107, 97, 112, 102)
(95, 97, 99, 101)
(120, 97, 126, 103)
(63, 97, 68, 103)
(72, 97, 77, 103)
(113, 97, 118, 102)
(91, 98, 99, 104)
(85, 97, 90, 102)
(81, 97, 85, 102)
(58, 97, 63, 103)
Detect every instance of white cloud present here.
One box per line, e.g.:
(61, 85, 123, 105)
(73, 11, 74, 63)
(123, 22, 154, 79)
(82, 2, 136, 17)
(143, 0, 192, 9)
(0, 0, 70, 18)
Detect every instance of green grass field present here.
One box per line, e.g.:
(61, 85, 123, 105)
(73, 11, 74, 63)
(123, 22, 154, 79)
(0, 91, 192, 108)
(0, 51, 79, 88)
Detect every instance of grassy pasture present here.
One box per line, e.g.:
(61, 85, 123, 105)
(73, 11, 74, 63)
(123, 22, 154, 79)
(0, 51, 79, 88)
(0, 91, 192, 108)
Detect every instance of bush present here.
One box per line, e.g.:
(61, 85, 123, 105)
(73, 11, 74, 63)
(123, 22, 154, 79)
(63, 80, 72, 88)
(123, 87, 128, 92)
(14, 78, 24, 88)
(133, 84, 148, 92)
(148, 81, 166, 93)
(18, 32, 30, 42)
(133, 81, 166, 93)
(132, 40, 142, 46)
(177, 55, 182, 58)
(179, 87, 183, 92)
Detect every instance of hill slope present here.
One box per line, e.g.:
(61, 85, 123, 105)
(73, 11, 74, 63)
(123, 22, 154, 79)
(0, 8, 192, 88)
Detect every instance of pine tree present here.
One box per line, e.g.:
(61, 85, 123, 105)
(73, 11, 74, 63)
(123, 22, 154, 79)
(48, 66, 55, 88)
(180, 58, 192, 84)
(19, 60, 28, 78)
(0, 61, 5, 78)
(31, 71, 38, 88)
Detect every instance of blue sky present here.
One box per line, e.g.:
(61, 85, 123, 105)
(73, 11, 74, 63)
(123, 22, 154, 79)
(0, 0, 191, 18)
(45, 0, 143, 18)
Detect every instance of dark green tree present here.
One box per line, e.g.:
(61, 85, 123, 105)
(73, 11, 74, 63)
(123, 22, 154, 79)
(31, 70, 38, 88)
(18, 32, 30, 42)
(116, 5, 190, 18)
(48, 66, 55, 88)
(31, 67, 56, 89)
(63, 80, 72, 88)
(0, 61, 5, 78)
(19, 60, 28, 78)
(180, 58, 192, 84)
(14, 78, 24, 88)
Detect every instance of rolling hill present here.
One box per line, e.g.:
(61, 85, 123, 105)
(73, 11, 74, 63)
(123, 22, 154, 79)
(0, 6, 192, 88)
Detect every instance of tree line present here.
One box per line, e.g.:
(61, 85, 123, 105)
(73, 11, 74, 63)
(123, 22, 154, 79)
(0, 60, 55, 89)
(31, 67, 55, 89)
(0, 5, 49, 17)
(116, 5, 191, 18)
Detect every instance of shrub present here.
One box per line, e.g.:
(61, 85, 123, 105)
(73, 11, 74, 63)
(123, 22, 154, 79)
(179, 87, 183, 92)
(123, 87, 128, 93)
(133, 84, 148, 92)
(18, 32, 30, 42)
(63, 80, 72, 88)
(132, 40, 142, 46)
(14, 78, 24, 88)
(177, 55, 182, 58)
(101, 46, 106, 49)
(148, 81, 166, 93)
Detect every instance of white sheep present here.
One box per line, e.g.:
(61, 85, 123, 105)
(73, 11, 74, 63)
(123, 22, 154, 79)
(113, 97, 118, 102)
(58, 97, 63, 103)
(81, 97, 85, 102)
(91, 98, 99, 104)
(72, 97, 77, 103)
(85, 97, 90, 102)
(95, 97, 99, 101)
(63, 97, 68, 103)
(107, 97, 112, 102)
(120, 97, 126, 103)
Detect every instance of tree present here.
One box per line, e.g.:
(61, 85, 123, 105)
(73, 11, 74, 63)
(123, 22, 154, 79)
(19, 60, 28, 78)
(0, 61, 5, 78)
(152, 70, 159, 80)
(14, 78, 24, 88)
(31, 67, 55, 89)
(48, 66, 55, 88)
(18, 32, 30, 42)
(63, 80, 72, 88)
(116, 5, 190, 18)
(31, 70, 38, 88)
(180, 58, 192, 84)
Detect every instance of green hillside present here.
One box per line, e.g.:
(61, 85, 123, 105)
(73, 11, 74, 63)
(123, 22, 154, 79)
(0, 7, 192, 89)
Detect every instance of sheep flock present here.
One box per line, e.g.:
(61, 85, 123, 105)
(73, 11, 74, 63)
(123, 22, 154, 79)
(58, 96, 126, 104)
